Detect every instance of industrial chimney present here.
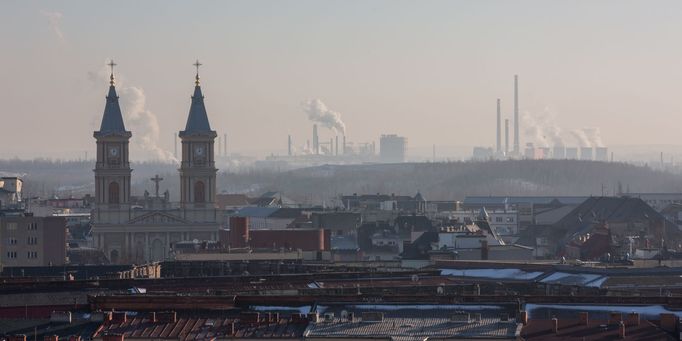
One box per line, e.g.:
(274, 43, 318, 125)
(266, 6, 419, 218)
(313, 124, 319, 155)
(335, 136, 339, 156)
(505, 119, 510, 155)
(496, 98, 501, 154)
(513, 75, 520, 155)
(343, 135, 346, 155)
(288, 135, 292, 156)
(224, 133, 227, 157)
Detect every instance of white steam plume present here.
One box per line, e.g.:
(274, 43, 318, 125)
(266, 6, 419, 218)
(41, 10, 64, 42)
(522, 107, 564, 148)
(570, 129, 591, 147)
(581, 127, 604, 148)
(301, 99, 346, 135)
(87, 65, 177, 163)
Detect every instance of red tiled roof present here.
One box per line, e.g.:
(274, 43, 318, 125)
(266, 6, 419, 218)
(94, 315, 306, 340)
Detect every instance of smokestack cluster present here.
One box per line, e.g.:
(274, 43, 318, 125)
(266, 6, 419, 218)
(504, 119, 509, 155)
(288, 135, 292, 156)
(513, 75, 520, 155)
(496, 98, 501, 154)
(313, 124, 319, 155)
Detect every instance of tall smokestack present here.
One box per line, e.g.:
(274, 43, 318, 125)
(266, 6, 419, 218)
(224, 133, 227, 157)
(496, 98, 501, 153)
(288, 135, 292, 156)
(335, 136, 339, 156)
(330, 138, 333, 155)
(343, 135, 346, 155)
(505, 119, 510, 155)
(313, 124, 319, 155)
(513, 75, 520, 155)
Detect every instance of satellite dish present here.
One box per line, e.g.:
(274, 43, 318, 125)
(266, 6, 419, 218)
(411, 275, 419, 283)
(341, 310, 348, 319)
(437, 286, 444, 295)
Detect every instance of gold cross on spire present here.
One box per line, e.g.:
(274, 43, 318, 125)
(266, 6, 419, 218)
(108, 59, 117, 85)
(193, 59, 202, 85)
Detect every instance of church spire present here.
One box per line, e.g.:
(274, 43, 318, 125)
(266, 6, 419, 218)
(180, 60, 214, 136)
(96, 59, 128, 135)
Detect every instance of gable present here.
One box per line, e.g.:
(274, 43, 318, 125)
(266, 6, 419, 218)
(127, 211, 191, 225)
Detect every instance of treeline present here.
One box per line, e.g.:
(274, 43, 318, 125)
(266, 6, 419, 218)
(1, 158, 681, 204)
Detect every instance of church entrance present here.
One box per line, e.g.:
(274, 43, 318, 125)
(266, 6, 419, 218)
(151, 239, 164, 261)
(110, 249, 119, 264)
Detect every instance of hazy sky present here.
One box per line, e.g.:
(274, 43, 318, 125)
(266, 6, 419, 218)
(2, 1, 682, 160)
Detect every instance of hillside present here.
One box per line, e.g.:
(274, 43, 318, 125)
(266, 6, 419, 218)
(2, 159, 681, 205)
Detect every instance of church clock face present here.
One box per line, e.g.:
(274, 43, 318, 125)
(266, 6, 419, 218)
(109, 146, 120, 157)
(193, 145, 206, 162)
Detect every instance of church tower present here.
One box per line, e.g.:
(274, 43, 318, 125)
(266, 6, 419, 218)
(179, 61, 217, 207)
(94, 61, 132, 207)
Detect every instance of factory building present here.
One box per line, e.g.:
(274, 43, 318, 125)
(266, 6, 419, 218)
(379, 134, 407, 163)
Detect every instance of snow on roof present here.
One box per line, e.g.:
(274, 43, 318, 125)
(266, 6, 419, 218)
(440, 268, 543, 280)
(526, 303, 682, 319)
(540, 272, 608, 288)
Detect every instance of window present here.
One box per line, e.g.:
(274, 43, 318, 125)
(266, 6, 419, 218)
(27, 236, 37, 245)
(27, 222, 38, 230)
(506, 217, 514, 223)
(6, 251, 17, 259)
(7, 223, 17, 230)
(8, 237, 17, 245)
(27, 251, 37, 259)
(108, 181, 120, 204)
(495, 217, 503, 223)
(194, 181, 206, 203)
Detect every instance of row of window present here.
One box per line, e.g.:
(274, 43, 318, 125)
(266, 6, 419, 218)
(6, 237, 38, 245)
(494, 217, 515, 223)
(5, 251, 38, 259)
(6, 222, 39, 230)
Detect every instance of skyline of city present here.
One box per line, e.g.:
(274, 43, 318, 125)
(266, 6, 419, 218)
(4, 1, 682, 161)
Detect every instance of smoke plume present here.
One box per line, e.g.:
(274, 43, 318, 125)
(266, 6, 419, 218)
(87, 65, 177, 163)
(301, 99, 346, 135)
(522, 108, 604, 149)
(522, 107, 564, 148)
(41, 10, 64, 42)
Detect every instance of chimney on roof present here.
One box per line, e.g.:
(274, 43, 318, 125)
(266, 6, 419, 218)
(307, 312, 319, 323)
(147, 312, 157, 323)
(9, 336, 26, 341)
(659, 313, 678, 333)
(619, 321, 626, 339)
(519, 311, 528, 325)
(68, 336, 81, 341)
(111, 311, 127, 323)
(579, 312, 589, 326)
(226, 321, 235, 336)
(626, 312, 639, 326)
(102, 334, 124, 341)
(43, 336, 58, 341)
(608, 312, 622, 325)
(157, 311, 177, 324)
(551, 317, 558, 334)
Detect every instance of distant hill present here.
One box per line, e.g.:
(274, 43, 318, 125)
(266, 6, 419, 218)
(218, 160, 682, 204)
(2, 159, 681, 205)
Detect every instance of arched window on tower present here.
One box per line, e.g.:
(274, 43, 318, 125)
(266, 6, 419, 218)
(194, 181, 206, 203)
(108, 182, 120, 204)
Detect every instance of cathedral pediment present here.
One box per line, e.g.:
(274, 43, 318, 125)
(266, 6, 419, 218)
(126, 211, 191, 225)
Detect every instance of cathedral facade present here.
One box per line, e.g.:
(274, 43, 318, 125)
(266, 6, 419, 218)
(91, 63, 222, 264)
